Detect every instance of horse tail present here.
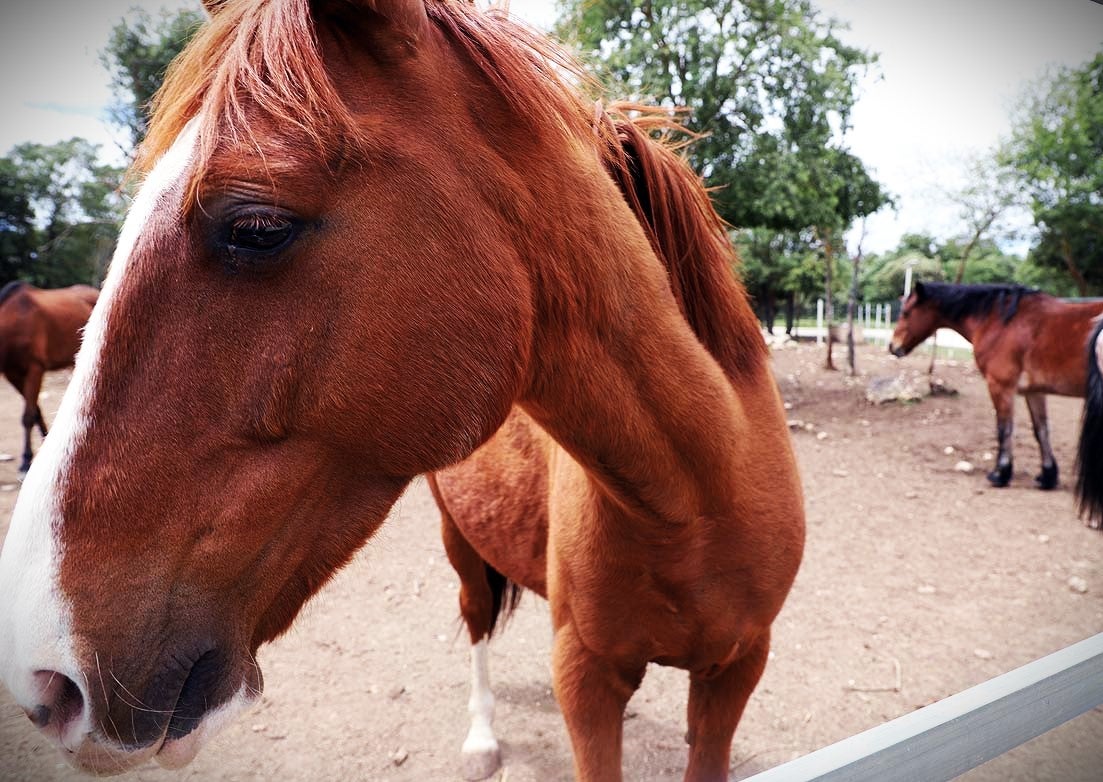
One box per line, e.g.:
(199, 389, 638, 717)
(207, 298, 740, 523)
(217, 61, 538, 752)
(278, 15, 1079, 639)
(483, 561, 523, 639)
(600, 104, 765, 380)
(1077, 317, 1103, 526)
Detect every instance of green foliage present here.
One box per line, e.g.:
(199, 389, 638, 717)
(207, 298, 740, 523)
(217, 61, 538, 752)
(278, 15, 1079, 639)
(0, 140, 124, 288)
(0, 157, 38, 284)
(557, 0, 888, 234)
(1005, 50, 1103, 294)
(101, 7, 205, 151)
(856, 233, 1076, 304)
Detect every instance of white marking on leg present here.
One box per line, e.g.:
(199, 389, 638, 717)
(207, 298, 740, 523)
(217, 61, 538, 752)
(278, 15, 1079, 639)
(461, 638, 501, 780)
(0, 118, 202, 748)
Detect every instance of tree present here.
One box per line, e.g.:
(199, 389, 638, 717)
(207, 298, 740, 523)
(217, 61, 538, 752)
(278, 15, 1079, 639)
(102, 7, 205, 152)
(1006, 51, 1103, 295)
(944, 150, 1023, 283)
(558, 0, 890, 365)
(0, 157, 38, 283)
(557, 0, 878, 230)
(1, 140, 124, 287)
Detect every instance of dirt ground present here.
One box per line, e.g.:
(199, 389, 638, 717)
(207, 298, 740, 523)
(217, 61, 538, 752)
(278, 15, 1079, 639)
(1, 340, 1101, 782)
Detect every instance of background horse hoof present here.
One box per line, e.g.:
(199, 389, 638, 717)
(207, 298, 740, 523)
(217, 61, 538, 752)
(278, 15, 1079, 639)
(461, 742, 501, 780)
(986, 466, 1012, 487)
(1034, 464, 1058, 490)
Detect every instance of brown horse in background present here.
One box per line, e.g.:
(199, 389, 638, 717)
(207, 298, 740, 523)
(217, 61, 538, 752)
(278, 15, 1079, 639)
(0, 2, 803, 781)
(0, 281, 97, 473)
(1076, 317, 1103, 526)
(890, 282, 1103, 490)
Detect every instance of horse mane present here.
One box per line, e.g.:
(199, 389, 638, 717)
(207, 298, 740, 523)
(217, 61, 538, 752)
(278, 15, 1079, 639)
(137, 0, 607, 196)
(601, 105, 765, 378)
(0, 281, 28, 309)
(919, 282, 1041, 325)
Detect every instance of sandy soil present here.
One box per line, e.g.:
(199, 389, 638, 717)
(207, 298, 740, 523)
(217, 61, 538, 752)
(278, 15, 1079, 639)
(1, 340, 1101, 782)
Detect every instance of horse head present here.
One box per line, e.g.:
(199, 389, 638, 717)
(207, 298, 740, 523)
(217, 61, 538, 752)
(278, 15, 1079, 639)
(889, 281, 941, 357)
(0, 0, 568, 771)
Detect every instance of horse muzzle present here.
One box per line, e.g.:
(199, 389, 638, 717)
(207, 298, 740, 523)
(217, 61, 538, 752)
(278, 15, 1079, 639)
(888, 342, 907, 358)
(4, 646, 261, 774)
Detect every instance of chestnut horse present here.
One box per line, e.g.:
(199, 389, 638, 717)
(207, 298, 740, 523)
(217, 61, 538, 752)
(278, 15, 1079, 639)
(429, 109, 794, 779)
(0, 2, 804, 781)
(1076, 317, 1103, 526)
(890, 281, 1103, 489)
(0, 281, 98, 474)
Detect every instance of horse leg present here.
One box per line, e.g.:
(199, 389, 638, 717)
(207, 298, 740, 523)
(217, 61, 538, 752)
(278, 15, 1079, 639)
(1025, 392, 1058, 490)
(684, 631, 771, 782)
(985, 380, 1015, 487)
(437, 488, 504, 781)
(19, 364, 45, 475)
(551, 622, 645, 782)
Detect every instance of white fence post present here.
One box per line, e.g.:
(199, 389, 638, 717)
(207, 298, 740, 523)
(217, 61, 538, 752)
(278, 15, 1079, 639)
(816, 298, 824, 345)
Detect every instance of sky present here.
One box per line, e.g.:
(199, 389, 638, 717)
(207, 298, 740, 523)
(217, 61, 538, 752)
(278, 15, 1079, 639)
(1, 0, 1100, 254)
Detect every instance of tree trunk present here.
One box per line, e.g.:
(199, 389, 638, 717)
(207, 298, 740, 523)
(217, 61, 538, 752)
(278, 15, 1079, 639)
(821, 228, 836, 370)
(846, 255, 860, 377)
(1061, 236, 1090, 296)
(785, 292, 796, 336)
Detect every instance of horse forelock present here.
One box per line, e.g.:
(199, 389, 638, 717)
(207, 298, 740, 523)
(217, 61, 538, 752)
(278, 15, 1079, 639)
(136, 0, 359, 204)
(135, 0, 611, 210)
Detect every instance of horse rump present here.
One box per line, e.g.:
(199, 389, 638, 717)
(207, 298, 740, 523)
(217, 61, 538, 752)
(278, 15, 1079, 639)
(1077, 318, 1103, 526)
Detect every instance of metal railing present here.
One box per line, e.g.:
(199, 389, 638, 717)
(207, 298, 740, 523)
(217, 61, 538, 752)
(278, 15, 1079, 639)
(743, 633, 1103, 781)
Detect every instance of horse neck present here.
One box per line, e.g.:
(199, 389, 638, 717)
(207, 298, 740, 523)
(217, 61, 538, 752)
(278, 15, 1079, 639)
(515, 141, 778, 525)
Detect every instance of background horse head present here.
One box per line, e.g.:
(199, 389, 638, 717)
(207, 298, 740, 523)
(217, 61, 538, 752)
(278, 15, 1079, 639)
(0, 0, 802, 778)
(889, 281, 1033, 358)
(0, 281, 98, 473)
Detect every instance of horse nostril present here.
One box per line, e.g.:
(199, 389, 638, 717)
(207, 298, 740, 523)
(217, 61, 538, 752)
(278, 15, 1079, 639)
(30, 670, 86, 735)
(26, 704, 52, 728)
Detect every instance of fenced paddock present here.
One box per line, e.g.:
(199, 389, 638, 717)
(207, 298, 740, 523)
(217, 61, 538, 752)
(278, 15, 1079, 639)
(1, 345, 1101, 781)
(744, 633, 1103, 781)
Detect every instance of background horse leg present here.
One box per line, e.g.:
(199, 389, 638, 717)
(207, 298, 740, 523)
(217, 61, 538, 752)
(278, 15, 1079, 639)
(551, 623, 645, 782)
(1025, 392, 1058, 489)
(985, 379, 1015, 487)
(436, 486, 505, 781)
(684, 631, 771, 782)
(18, 364, 44, 475)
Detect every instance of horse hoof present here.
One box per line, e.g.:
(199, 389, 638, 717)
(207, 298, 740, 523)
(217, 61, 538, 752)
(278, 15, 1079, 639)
(461, 743, 501, 780)
(986, 468, 1011, 488)
(1034, 465, 1058, 490)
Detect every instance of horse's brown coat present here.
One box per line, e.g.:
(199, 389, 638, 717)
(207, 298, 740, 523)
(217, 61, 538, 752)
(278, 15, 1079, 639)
(0, 282, 97, 471)
(8, 2, 804, 780)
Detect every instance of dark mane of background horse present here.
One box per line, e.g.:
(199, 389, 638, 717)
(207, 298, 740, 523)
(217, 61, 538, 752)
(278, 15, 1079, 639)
(1077, 317, 1103, 521)
(918, 282, 1041, 325)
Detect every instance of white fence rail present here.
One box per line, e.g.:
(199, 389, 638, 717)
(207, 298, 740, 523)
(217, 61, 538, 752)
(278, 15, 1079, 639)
(744, 632, 1103, 782)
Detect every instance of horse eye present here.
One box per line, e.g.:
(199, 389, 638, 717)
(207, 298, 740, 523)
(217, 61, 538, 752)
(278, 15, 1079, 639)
(227, 215, 295, 254)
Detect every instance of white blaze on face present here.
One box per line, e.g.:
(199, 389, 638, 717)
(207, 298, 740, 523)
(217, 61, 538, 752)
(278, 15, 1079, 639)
(0, 119, 202, 738)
